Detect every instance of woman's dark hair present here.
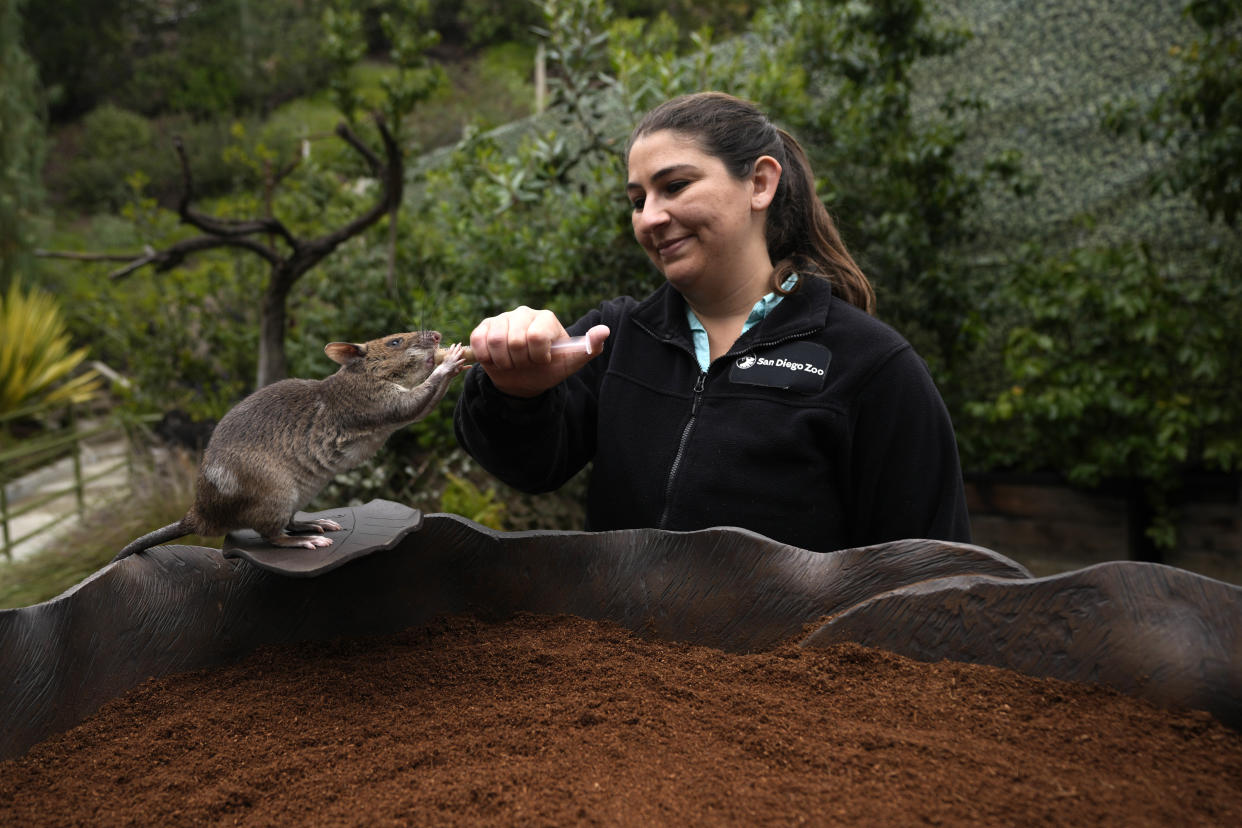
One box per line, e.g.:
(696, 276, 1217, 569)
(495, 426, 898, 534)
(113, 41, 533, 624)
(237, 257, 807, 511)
(628, 91, 876, 314)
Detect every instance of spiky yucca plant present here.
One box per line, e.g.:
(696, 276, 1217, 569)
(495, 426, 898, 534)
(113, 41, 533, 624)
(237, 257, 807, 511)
(0, 280, 101, 416)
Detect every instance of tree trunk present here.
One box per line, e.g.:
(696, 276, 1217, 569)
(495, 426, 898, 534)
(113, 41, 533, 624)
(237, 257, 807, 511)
(256, 279, 291, 389)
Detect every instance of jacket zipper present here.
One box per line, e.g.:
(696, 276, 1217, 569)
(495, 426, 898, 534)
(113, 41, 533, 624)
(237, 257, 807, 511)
(658, 371, 706, 529)
(655, 328, 818, 529)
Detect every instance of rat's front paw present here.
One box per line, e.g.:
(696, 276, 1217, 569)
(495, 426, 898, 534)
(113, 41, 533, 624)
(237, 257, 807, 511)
(438, 342, 467, 375)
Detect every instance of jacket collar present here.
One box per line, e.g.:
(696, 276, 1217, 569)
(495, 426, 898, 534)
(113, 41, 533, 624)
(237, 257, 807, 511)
(632, 276, 835, 352)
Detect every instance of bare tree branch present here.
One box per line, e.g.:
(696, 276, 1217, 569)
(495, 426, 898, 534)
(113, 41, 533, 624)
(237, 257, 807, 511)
(305, 116, 403, 259)
(39, 236, 281, 280)
(335, 121, 383, 172)
(36, 248, 151, 263)
(173, 137, 297, 249)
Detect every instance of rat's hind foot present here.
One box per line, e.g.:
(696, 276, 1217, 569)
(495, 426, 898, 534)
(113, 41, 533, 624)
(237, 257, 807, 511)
(266, 533, 334, 549)
(286, 518, 343, 534)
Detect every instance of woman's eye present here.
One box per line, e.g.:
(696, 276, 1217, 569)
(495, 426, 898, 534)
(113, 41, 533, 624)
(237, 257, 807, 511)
(630, 196, 645, 211)
(666, 180, 688, 194)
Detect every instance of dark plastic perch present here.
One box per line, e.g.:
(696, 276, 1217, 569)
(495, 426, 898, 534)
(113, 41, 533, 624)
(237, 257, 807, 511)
(223, 500, 423, 576)
(1, 498, 1238, 762)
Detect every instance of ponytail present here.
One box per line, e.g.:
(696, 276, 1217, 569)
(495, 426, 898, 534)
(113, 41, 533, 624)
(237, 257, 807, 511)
(767, 129, 876, 314)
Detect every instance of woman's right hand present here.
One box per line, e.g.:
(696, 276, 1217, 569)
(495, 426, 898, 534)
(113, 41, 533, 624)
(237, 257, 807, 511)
(469, 306, 610, 398)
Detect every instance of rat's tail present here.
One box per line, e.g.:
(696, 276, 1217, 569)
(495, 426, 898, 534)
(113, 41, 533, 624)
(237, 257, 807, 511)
(112, 519, 192, 563)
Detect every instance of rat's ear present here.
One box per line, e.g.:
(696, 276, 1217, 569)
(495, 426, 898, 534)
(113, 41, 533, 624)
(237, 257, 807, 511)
(324, 341, 367, 365)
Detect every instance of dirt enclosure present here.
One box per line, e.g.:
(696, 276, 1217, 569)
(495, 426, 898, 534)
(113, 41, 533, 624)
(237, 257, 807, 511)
(1, 612, 1239, 826)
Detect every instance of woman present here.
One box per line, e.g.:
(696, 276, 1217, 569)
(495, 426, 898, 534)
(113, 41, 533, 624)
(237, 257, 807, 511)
(453, 91, 971, 552)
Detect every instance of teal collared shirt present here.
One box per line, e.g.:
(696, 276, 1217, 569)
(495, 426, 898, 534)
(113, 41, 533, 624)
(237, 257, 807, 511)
(686, 274, 799, 371)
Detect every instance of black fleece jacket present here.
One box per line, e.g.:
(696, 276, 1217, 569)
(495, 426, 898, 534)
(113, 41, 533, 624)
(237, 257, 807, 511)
(453, 276, 971, 552)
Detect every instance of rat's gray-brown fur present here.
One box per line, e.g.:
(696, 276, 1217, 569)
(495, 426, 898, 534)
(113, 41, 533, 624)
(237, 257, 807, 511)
(114, 330, 467, 562)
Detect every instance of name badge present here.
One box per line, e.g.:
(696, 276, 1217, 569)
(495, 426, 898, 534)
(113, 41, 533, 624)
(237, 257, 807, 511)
(729, 341, 831, 393)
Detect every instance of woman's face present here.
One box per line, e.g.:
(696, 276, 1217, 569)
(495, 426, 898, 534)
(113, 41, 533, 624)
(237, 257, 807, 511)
(626, 130, 774, 299)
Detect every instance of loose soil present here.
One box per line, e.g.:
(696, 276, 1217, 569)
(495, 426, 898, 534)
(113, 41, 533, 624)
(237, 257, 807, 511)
(2, 613, 1240, 826)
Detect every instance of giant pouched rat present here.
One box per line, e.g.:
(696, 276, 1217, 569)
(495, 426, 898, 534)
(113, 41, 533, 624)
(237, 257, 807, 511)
(113, 330, 470, 562)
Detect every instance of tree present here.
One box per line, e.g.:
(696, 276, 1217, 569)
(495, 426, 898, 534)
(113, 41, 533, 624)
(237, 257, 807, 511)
(968, 0, 1242, 556)
(0, 0, 45, 287)
(323, 0, 445, 297)
(965, 243, 1242, 558)
(41, 119, 404, 389)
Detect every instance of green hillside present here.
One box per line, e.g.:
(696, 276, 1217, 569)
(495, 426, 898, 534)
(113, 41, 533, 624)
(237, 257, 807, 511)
(921, 0, 1203, 252)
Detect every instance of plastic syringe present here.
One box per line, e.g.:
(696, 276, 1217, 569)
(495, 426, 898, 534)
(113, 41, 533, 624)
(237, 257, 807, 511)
(434, 336, 595, 364)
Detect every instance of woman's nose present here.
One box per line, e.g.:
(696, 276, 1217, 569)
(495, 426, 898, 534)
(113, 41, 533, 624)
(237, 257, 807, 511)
(633, 202, 669, 233)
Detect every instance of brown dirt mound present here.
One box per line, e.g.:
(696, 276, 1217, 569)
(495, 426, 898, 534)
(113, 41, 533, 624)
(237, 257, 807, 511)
(1, 613, 1239, 826)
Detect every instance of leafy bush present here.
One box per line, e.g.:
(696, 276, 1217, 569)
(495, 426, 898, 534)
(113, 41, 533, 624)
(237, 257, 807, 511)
(964, 242, 1242, 548)
(439, 473, 506, 528)
(53, 249, 259, 422)
(51, 107, 254, 211)
(0, 280, 101, 416)
(59, 105, 156, 212)
(1121, 0, 1242, 229)
(26, 0, 337, 123)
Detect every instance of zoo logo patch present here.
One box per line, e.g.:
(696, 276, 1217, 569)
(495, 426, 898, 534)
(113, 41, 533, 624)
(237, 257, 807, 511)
(730, 341, 831, 393)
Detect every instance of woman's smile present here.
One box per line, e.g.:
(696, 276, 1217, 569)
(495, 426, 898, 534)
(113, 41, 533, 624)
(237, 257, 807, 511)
(656, 234, 692, 257)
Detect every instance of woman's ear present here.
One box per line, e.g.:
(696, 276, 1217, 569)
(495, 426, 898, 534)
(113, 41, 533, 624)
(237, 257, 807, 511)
(750, 155, 783, 211)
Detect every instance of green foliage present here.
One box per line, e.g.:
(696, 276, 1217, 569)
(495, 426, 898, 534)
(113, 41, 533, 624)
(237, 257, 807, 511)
(439, 473, 506, 528)
(0, 0, 45, 285)
(964, 243, 1242, 547)
(60, 105, 155, 211)
(0, 280, 101, 415)
(323, 2, 369, 125)
(1132, 0, 1242, 229)
(50, 108, 271, 211)
(18, 0, 133, 121)
(48, 231, 260, 421)
(415, 124, 645, 323)
(914, 1, 1197, 262)
(422, 0, 754, 51)
(25, 0, 336, 122)
(428, 0, 541, 47)
(957, 0, 1242, 549)
(374, 0, 445, 139)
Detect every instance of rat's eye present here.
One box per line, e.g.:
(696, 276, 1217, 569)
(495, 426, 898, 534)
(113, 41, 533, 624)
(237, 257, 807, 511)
(387, 337, 403, 348)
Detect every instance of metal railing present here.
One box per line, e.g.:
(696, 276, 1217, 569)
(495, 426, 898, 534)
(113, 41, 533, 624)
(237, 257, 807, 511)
(0, 402, 134, 561)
